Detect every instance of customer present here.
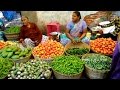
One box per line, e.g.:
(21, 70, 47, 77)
(60, 11, 89, 46)
(110, 32, 120, 79)
(19, 16, 42, 47)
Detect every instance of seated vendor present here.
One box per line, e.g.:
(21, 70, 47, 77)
(19, 16, 42, 47)
(60, 11, 89, 46)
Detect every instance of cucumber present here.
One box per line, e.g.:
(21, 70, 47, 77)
(15, 51, 21, 55)
(19, 57, 24, 59)
(12, 47, 19, 52)
(2, 52, 8, 58)
(19, 52, 25, 57)
(11, 55, 20, 59)
(0, 50, 2, 54)
(7, 52, 13, 58)
(6, 48, 13, 52)
(24, 49, 29, 54)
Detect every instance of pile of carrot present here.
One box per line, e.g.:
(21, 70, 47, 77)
(90, 38, 116, 55)
(32, 40, 64, 59)
(0, 41, 7, 49)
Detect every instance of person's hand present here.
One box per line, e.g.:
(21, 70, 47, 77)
(19, 39, 24, 43)
(21, 40, 26, 47)
(99, 30, 103, 34)
(19, 39, 26, 47)
(77, 38, 82, 43)
(48, 36, 52, 40)
(71, 39, 76, 44)
(35, 41, 39, 46)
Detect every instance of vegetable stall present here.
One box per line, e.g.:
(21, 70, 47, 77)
(0, 11, 119, 79)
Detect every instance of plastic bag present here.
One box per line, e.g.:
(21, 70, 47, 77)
(2, 11, 17, 21)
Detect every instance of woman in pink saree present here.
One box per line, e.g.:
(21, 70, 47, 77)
(60, 11, 89, 46)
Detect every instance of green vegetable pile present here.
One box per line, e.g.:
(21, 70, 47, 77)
(0, 58, 14, 79)
(4, 26, 20, 34)
(8, 60, 51, 79)
(50, 55, 84, 75)
(0, 45, 31, 61)
(83, 54, 112, 70)
(66, 48, 89, 55)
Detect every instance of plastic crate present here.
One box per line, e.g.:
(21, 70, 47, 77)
(47, 22, 60, 36)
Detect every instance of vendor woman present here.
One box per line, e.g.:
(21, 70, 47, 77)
(61, 11, 89, 46)
(19, 16, 42, 47)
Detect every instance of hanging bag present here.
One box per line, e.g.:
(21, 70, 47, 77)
(2, 11, 16, 21)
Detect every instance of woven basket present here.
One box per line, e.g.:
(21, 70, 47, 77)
(82, 53, 110, 79)
(11, 52, 32, 63)
(64, 42, 90, 58)
(33, 55, 53, 64)
(85, 65, 109, 79)
(52, 69, 83, 79)
(5, 33, 19, 41)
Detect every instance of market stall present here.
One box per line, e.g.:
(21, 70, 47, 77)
(0, 11, 119, 79)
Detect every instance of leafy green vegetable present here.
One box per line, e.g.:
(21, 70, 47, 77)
(0, 58, 13, 79)
(50, 55, 84, 75)
(4, 26, 20, 34)
(83, 54, 112, 70)
(66, 48, 89, 56)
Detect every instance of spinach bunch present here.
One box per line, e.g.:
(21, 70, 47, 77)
(66, 48, 89, 55)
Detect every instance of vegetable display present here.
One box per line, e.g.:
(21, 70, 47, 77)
(32, 40, 64, 59)
(50, 56, 84, 75)
(4, 26, 20, 34)
(8, 60, 51, 79)
(0, 41, 7, 49)
(82, 54, 112, 70)
(66, 48, 89, 55)
(0, 45, 31, 61)
(0, 58, 14, 79)
(90, 38, 116, 55)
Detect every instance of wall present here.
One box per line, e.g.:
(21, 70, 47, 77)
(22, 11, 97, 34)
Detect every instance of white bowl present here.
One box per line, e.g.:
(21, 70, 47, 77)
(99, 21, 110, 26)
(50, 32, 58, 35)
(91, 26, 101, 31)
(102, 25, 115, 34)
